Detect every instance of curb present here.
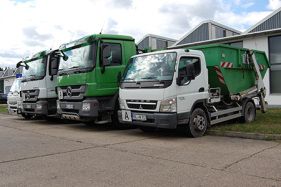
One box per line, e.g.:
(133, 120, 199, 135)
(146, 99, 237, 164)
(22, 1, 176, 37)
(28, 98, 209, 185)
(207, 130, 281, 141)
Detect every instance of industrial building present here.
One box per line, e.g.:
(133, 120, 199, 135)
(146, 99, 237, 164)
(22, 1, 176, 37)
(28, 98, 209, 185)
(0, 68, 21, 94)
(137, 34, 176, 51)
(171, 7, 281, 106)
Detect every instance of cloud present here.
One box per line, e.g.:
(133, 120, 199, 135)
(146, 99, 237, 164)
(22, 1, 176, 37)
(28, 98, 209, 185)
(110, 0, 132, 8)
(0, 0, 279, 68)
(267, 0, 281, 10)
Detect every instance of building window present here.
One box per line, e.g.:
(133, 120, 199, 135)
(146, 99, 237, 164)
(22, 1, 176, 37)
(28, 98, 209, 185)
(223, 30, 226, 37)
(269, 35, 281, 93)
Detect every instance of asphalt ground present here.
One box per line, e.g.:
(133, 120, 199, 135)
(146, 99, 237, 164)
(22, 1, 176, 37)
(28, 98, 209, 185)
(0, 113, 280, 187)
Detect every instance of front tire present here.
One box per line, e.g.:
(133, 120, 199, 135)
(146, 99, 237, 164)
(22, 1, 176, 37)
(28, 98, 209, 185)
(187, 108, 208, 137)
(21, 113, 33, 120)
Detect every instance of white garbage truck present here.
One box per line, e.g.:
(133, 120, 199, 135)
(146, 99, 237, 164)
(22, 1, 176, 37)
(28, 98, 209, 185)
(118, 44, 269, 137)
(7, 77, 22, 115)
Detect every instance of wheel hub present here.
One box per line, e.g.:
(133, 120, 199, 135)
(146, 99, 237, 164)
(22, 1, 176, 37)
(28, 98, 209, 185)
(193, 115, 206, 131)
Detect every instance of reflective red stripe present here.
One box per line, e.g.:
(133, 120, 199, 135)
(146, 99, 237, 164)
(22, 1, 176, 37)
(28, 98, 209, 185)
(221, 61, 233, 68)
(214, 66, 225, 84)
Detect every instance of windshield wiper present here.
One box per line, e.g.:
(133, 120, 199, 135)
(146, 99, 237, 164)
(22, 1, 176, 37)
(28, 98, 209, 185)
(141, 76, 158, 80)
(68, 66, 81, 69)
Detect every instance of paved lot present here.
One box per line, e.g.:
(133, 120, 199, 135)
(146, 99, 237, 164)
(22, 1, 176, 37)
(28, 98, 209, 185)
(0, 113, 280, 187)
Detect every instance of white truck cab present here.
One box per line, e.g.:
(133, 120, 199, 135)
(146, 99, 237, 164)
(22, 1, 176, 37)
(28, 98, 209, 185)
(118, 47, 267, 137)
(7, 78, 22, 115)
(17, 50, 59, 119)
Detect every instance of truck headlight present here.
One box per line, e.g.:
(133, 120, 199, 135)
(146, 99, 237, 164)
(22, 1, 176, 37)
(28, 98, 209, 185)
(36, 104, 42, 110)
(82, 103, 91, 111)
(17, 101, 22, 109)
(119, 99, 126, 109)
(160, 98, 177, 112)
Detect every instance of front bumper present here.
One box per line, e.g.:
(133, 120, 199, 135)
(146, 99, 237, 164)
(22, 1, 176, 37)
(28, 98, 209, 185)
(118, 110, 178, 129)
(8, 104, 18, 115)
(22, 100, 52, 115)
(57, 99, 99, 120)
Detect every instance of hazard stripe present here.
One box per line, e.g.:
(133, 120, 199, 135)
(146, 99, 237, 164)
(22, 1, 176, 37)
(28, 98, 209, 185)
(221, 61, 233, 68)
(214, 66, 225, 84)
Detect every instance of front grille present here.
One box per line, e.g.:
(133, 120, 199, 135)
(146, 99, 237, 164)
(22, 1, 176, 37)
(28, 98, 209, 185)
(59, 85, 86, 101)
(8, 101, 17, 105)
(61, 108, 79, 113)
(22, 89, 39, 102)
(126, 100, 157, 110)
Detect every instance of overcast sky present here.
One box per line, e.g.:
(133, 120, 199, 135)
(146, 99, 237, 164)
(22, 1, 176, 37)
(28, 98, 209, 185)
(0, 0, 281, 68)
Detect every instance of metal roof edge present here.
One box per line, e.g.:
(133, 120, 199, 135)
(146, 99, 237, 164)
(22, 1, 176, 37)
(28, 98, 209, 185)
(244, 7, 281, 33)
(169, 28, 281, 49)
(137, 34, 177, 45)
(172, 20, 241, 47)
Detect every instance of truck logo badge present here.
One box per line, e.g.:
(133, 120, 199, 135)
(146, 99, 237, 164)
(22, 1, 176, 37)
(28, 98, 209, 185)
(66, 87, 72, 97)
(139, 105, 143, 109)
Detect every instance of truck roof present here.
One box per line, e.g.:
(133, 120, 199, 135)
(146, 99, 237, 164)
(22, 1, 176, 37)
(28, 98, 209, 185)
(23, 49, 53, 63)
(131, 48, 202, 58)
(59, 34, 135, 50)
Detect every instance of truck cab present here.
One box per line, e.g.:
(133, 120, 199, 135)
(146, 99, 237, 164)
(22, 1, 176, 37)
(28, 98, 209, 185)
(17, 50, 59, 119)
(119, 46, 268, 137)
(7, 77, 22, 115)
(56, 34, 136, 125)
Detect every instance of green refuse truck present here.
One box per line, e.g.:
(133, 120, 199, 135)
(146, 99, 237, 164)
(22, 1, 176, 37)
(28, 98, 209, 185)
(118, 44, 270, 137)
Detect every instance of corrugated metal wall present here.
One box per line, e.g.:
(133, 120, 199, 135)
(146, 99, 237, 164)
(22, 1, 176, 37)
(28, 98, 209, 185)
(250, 11, 281, 33)
(177, 23, 209, 45)
(137, 37, 149, 50)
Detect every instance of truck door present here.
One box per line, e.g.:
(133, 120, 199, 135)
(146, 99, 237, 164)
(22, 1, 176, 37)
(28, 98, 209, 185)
(176, 56, 208, 114)
(95, 41, 124, 95)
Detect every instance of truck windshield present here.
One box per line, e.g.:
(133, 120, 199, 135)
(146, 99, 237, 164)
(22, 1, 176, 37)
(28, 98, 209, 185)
(123, 52, 177, 82)
(10, 79, 21, 93)
(58, 43, 96, 74)
(22, 58, 46, 82)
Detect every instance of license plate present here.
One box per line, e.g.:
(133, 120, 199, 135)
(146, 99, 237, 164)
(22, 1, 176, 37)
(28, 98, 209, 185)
(66, 104, 74, 109)
(58, 90, 63, 100)
(122, 110, 132, 122)
(26, 104, 31, 109)
(133, 114, 147, 121)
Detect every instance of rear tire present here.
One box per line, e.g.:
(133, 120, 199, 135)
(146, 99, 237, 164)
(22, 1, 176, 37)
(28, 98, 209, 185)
(187, 108, 208, 137)
(240, 101, 256, 123)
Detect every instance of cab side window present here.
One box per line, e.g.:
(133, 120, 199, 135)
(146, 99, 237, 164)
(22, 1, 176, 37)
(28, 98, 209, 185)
(102, 43, 122, 66)
(178, 57, 201, 85)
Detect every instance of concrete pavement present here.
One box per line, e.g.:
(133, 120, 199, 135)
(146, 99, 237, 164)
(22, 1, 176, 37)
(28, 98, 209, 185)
(0, 113, 280, 186)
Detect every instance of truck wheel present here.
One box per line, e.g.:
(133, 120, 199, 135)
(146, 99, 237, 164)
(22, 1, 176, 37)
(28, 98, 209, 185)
(21, 113, 33, 120)
(187, 108, 208, 137)
(241, 101, 256, 123)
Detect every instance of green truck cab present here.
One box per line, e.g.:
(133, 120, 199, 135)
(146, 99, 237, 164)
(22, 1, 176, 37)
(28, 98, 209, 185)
(56, 34, 136, 124)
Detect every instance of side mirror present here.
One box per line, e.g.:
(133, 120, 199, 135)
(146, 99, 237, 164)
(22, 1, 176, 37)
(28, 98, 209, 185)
(49, 53, 60, 79)
(16, 61, 22, 68)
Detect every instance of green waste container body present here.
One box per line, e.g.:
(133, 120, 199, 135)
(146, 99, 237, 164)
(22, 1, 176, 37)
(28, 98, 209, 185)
(190, 44, 270, 96)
